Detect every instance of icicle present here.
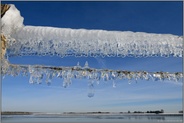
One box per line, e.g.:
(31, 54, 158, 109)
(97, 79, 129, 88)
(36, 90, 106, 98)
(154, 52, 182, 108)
(74, 62, 81, 69)
(142, 72, 150, 81)
(128, 80, 132, 84)
(88, 80, 95, 98)
(2, 63, 183, 90)
(101, 72, 110, 81)
(63, 78, 69, 88)
(28, 66, 43, 84)
(111, 71, 116, 80)
(28, 65, 35, 84)
(29, 76, 34, 84)
(45, 70, 53, 85)
(57, 71, 62, 78)
(83, 61, 89, 69)
(62, 70, 73, 88)
(112, 80, 116, 88)
(77, 62, 80, 67)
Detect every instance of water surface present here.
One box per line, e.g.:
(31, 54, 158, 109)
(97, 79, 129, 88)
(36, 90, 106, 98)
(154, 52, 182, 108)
(2, 114, 183, 123)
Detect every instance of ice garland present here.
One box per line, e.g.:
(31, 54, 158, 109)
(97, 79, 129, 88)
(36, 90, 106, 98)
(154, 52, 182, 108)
(2, 5, 183, 58)
(1, 4, 183, 97)
(2, 61, 183, 97)
(6, 26, 183, 58)
(2, 61, 183, 96)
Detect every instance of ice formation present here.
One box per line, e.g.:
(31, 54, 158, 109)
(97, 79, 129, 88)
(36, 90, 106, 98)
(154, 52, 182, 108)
(1, 61, 183, 97)
(1, 4, 183, 97)
(1, 61, 183, 99)
(1, 4, 183, 58)
(2, 61, 183, 86)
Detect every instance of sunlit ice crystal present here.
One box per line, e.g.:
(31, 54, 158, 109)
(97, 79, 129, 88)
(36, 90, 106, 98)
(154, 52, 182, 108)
(122, 71, 134, 83)
(152, 72, 165, 81)
(142, 72, 151, 80)
(62, 70, 73, 88)
(101, 71, 110, 81)
(152, 73, 161, 81)
(56, 70, 63, 78)
(110, 71, 118, 80)
(28, 66, 43, 84)
(134, 71, 151, 82)
(73, 61, 81, 69)
(83, 61, 89, 69)
(45, 69, 57, 85)
(90, 71, 101, 82)
(63, 77, 72, 88)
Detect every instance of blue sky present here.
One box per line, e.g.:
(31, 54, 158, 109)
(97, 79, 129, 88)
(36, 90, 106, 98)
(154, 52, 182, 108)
(2, 1, 183, 113)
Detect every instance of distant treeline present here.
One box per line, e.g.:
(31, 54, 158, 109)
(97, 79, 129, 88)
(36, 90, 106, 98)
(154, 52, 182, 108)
(1, 111, 33, 115)
(64, 110, 164, 115)
(133, 109, 164, 114)
(64, 111, 110, 114)
(179, 110, 183, 113)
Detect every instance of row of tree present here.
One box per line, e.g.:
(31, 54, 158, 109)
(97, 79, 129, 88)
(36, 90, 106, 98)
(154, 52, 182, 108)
(2, 111, 33, 115)
(127, 109, 164, 114)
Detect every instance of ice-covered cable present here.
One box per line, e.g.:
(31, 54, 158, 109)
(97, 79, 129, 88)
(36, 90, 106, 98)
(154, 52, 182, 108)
(2, 61, 183, 85)
(2, 5, 183, 58)
(2, 61, 182, 98)
(7, 26, 182, 58)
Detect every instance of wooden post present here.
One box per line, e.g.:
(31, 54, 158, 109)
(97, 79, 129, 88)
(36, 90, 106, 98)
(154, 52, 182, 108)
(1, 4, 10, 60)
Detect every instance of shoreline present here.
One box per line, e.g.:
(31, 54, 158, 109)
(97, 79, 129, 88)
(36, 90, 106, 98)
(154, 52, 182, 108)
(1, 111, 183, 116)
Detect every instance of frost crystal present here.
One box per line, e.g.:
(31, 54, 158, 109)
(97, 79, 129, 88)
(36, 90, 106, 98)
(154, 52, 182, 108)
(6, 26, 183, 58)
(1, 61, 183, 97)
(1, 5, 182, 58)
(1, 4, 183, 98)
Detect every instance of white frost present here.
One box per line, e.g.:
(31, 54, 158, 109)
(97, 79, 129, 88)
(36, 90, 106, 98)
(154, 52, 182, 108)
(2, 4, 183, 58)
(9, 26, 183, 57)
(1, 4, 24, 36)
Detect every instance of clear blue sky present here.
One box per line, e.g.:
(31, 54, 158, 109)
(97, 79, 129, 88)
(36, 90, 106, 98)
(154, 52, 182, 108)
(2, 1, 183, 113)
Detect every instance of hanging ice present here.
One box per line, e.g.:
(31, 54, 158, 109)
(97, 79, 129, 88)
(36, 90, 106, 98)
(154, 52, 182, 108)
(112, 81, 116, 88)
(83, 61, 89, 69)
(28, 65, 43, 84)
(62, 70, 73, 88)
(3, 62, 183, 84)
(1, 4, 183, 58)
(1, 4, 183, 98)
(88, 80, 95, 98)
(1, 61, 183, 98)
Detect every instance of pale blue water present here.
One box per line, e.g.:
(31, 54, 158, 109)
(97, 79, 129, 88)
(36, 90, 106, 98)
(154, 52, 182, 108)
(1, 114, 183, 123)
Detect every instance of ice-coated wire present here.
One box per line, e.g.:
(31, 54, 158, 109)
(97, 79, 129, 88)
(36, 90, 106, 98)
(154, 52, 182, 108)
(2, 62, 183, 85)
(2, 4, 183, 58)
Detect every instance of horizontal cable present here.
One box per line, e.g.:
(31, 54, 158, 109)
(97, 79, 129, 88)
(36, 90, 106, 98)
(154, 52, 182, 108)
(2, 61, 183, 87)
